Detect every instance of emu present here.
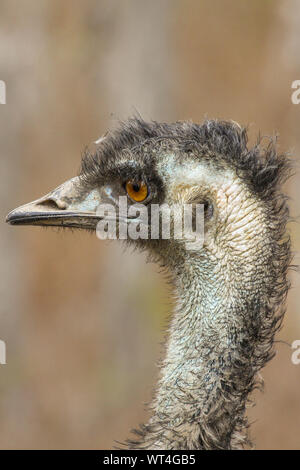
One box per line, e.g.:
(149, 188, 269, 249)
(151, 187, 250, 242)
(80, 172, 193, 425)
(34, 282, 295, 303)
(6, 118, 291, 449)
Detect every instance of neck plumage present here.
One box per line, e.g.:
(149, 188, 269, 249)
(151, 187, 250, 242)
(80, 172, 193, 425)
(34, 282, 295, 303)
(128, 184, 290, 450)
(150, 258, 258, 450)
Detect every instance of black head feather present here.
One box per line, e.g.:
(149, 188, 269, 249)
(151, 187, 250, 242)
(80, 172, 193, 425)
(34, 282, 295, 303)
(80, 117, 292, 203)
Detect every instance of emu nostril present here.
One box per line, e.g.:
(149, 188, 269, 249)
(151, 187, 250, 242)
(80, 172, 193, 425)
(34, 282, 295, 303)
(39, 198, 68, 210)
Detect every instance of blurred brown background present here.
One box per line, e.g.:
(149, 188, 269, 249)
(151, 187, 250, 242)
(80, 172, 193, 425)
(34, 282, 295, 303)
(0, 0, 300, 450)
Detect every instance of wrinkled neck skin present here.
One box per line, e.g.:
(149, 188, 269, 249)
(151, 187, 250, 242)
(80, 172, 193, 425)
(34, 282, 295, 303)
(129, 177, 285, 450)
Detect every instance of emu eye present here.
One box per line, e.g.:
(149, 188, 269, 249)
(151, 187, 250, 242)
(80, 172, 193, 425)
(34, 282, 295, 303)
(125, 181, 148, 202)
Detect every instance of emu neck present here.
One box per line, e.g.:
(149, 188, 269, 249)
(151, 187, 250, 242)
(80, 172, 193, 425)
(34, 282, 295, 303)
(128, 177, 289, 450)
(134, 190, 283, 450)
(152, 256, 256, 450)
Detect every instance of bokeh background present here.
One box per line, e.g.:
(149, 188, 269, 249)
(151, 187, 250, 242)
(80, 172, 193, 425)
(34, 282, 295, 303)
(0, 0, 300, 450)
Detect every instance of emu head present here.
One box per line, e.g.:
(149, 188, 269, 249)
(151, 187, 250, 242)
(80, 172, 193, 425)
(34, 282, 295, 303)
(6, 118, 289, 269)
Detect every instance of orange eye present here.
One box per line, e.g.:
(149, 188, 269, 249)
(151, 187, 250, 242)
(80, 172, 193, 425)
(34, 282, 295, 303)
(125, 180, 148, 202)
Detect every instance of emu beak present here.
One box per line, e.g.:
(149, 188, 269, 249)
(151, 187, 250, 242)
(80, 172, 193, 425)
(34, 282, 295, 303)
(6, 177, 102, 229)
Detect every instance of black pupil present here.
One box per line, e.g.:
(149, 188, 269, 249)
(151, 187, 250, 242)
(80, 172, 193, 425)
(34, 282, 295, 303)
(132, 183, 140, 192)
